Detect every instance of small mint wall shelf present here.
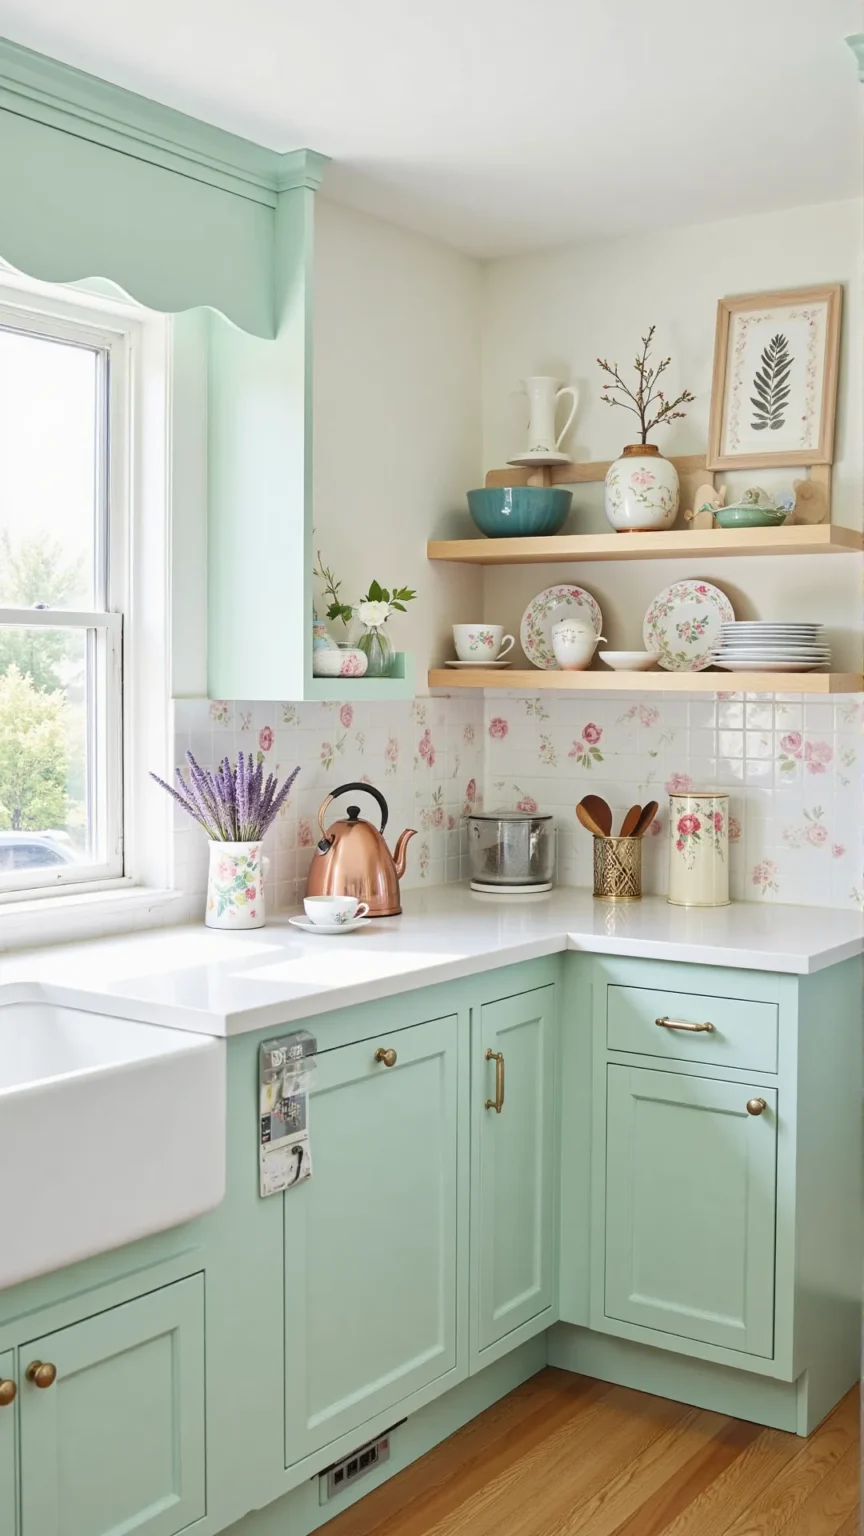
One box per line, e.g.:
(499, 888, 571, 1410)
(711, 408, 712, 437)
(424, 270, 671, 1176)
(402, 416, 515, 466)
(306, 653, 415, 701)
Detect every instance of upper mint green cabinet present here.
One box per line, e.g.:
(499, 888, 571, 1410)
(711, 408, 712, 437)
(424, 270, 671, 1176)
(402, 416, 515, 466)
(19, 1276, 205, 1536)
(473, 986, 557, 1359)
(284, 1015, 460, 1466)
(0, 1350, 15, 1536)
(604, 1066, 777, 1358)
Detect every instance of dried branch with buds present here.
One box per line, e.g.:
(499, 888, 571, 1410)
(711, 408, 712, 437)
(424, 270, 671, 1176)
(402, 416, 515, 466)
(597, 325, 695, 444)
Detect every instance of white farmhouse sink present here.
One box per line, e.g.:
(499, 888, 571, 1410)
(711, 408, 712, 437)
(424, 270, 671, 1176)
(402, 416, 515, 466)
(0, 999, 225, 1291)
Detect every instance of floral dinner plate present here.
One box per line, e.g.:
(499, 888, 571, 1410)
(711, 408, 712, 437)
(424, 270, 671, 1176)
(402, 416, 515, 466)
(520, 584, 603, 670)
(643, 580, 734, 671)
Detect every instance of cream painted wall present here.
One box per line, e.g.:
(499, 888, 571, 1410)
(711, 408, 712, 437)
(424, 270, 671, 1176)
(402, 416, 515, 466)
(474, 198, 863, 671)
(313, 197, 484, 683)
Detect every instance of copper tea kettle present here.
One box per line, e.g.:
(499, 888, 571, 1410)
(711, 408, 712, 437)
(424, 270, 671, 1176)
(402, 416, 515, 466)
(304, 783, 416, 917)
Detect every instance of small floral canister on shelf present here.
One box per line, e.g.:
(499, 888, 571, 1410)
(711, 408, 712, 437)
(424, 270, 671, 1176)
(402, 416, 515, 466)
(667, 790, 730, 908)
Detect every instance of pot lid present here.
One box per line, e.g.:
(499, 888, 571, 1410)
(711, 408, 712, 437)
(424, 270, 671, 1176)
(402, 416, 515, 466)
(469, 809, 553, 821)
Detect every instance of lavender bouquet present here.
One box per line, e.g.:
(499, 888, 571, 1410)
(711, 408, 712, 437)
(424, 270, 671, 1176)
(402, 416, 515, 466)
(151, 751, 300, 842)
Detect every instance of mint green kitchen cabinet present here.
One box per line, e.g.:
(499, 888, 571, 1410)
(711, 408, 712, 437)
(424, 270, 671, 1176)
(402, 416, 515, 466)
(19, 1275, 205, 1536)
(473, 986, 557, 1361)
(283, 1014, 462, 1467)
(604, 1066, 777, 1357)
(0, 1349, 15, 1535)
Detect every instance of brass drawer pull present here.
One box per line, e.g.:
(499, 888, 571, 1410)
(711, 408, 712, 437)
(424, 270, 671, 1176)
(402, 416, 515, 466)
(655, 1015, 715, 1034)
(746, 1097, 767, 1116)
(374, 1047, 397, 1068)
(485, 1049, 505, 1113)
(0, 1380, 15, 1407)
(26, 1361, 57, 1389)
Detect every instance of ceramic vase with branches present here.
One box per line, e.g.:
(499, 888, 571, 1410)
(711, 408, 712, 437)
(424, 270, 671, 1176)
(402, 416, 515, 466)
(598, 326, 695, 533)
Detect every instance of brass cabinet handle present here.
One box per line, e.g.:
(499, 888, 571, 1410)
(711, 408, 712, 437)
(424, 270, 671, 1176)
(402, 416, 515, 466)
(374, 1047, 397, 1068)
(0, 1380, 16, 1407)
(746, 1097, 767, 1116)
(25, 1361, 57, 1389)
(485, 1049, 505, 1113)
(655, 1016, 715, 1034)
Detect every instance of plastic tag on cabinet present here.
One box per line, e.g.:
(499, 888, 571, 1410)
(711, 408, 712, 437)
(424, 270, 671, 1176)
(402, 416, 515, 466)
(259, 1031, 317, 1196)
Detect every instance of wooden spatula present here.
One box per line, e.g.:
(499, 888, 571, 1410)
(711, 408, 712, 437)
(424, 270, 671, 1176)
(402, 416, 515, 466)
(576, 802, 607, 838)
(619, 804, 642, 837)
(578, 795, 613, 837)
(633, 800, 659, 837)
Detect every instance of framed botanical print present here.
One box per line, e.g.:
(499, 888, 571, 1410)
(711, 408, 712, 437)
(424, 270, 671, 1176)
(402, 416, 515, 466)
(706, 284, 842, 470)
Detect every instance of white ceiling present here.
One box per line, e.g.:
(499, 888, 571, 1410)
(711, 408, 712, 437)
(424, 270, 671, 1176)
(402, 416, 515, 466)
(0, 0, 861, 256)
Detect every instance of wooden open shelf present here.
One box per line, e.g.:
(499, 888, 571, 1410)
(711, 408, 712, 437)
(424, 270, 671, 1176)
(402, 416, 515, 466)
(428, 668, 863, 695)
(428, 525, 864, 566)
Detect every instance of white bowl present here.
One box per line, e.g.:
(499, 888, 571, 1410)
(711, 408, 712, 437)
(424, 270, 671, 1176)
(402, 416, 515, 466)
(599, 651, 660, 671)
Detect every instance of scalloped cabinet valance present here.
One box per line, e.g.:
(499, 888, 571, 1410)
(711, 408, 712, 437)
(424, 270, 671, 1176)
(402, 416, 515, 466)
(0, 38, 327, 337)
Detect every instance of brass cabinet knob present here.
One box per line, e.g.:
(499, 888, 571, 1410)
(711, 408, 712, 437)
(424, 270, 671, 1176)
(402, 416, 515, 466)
(26, 1361, 57, 1389)
(746, 1098, 767, 1117)
(0, 1380, 16, 1407)
(375, 1047, 397, 1068)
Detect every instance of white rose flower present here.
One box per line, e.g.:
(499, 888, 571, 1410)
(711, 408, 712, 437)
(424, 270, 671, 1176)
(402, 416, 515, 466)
(357, 600, 392, 627)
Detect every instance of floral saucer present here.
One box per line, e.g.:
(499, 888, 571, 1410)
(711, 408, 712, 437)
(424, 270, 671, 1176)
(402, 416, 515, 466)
(642, 580, 734, 671)
(520, 584, 603, 670)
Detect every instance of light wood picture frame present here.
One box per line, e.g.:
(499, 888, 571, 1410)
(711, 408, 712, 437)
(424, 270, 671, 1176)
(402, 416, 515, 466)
(706, 284, 842, 471)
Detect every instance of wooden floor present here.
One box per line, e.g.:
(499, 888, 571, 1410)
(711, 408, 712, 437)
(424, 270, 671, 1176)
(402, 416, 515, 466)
(321, 1370, 861, 1536)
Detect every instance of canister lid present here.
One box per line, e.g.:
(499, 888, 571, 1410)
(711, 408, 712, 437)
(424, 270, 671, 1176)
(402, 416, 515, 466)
(468, 809, 553, 821)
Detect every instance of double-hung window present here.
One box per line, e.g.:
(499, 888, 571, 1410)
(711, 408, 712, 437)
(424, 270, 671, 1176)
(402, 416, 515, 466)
(0, 293, 127, 895)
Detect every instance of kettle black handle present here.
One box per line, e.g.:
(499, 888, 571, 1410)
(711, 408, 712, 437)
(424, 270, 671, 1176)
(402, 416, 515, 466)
(325, 782, 389, 835)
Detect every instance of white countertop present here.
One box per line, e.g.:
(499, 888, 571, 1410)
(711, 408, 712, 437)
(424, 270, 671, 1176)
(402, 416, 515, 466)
(3, 886, 861, 1037)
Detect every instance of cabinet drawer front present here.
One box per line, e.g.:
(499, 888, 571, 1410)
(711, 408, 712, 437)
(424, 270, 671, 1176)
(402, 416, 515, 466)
(285, 1014, 460, 1465)
(20, 1275, 205, 1536)
(604, 1066, 777, 1357)
(607, 985, 778, 1072)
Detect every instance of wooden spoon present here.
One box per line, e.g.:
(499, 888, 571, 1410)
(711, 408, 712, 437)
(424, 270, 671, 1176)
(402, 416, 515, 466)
(619, 804, 642, 838)
(576, 802, 607, 838)
(633, 800, 659, 838)
(578, 795, 613, 837)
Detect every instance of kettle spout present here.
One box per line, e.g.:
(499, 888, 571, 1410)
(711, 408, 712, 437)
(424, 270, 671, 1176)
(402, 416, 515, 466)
(392, 828, 417, 879)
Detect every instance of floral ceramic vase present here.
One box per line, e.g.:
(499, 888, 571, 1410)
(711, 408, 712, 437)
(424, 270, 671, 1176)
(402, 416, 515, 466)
(206, 841, 269, 929)
(667, 792, 729, 908)
(357, 623, 394, 678)
(604, 444, 679, 532)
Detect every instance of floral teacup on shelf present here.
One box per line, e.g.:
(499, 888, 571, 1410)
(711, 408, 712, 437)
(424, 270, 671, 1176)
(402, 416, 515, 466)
(453, 624, 515, 662)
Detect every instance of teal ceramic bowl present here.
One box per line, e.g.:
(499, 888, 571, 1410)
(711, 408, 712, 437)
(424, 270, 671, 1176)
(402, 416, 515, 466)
(714, 505, 787, 529)
(466, 486, 572, 538)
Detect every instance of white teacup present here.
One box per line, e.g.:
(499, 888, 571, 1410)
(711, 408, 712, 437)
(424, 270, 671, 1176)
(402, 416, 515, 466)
(453, 624, 515, 663)
(303, 896, 370, 926)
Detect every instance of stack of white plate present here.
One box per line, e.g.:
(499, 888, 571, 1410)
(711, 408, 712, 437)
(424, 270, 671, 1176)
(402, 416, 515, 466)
(713, 623, 830, 673)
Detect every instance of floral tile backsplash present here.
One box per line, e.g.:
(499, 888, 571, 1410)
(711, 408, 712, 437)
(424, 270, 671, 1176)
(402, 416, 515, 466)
(173, 690, 863, 917)
(483, 691, 864, 910)
(172, 696, 485, 917)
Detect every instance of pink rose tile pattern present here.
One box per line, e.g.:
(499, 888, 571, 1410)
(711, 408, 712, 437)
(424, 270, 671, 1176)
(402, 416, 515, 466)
(171, 689, 863, 917)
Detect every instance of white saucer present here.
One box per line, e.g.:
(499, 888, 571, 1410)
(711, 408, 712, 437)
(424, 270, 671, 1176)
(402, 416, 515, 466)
(445, 659, 513, 669)
(289, 916, 372, 935)
(507, 450, 573, 467)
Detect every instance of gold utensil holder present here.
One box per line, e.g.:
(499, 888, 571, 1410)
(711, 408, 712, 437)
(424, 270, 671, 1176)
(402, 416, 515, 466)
(593, 835, 642, 902)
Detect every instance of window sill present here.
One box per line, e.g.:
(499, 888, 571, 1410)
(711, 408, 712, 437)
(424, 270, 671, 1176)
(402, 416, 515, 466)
(0, 884, 188, 953)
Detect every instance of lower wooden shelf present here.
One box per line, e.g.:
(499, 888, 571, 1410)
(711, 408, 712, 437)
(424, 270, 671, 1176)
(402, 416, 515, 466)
(428, 668, 863, 695)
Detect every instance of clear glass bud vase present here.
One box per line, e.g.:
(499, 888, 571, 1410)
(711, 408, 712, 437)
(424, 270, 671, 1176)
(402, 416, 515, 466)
(357, 624, 394, 678)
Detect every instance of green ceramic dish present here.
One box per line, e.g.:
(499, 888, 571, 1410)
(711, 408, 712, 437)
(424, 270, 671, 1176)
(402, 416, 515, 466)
(714, 505, 787, 529)
(466, 486, 572, 538)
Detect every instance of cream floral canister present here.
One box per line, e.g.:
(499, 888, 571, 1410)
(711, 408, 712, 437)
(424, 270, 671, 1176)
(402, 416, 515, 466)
(667, 792, 730, 908)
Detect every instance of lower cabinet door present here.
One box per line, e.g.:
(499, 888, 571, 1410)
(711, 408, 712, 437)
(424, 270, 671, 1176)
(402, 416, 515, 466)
(285, 1015, 460, 1466)
(0, 1350, 16, 1535)
(604, 1066, 777, 1357)
(20, 1275, 206, 1536)
(474, 985, 556, 1356)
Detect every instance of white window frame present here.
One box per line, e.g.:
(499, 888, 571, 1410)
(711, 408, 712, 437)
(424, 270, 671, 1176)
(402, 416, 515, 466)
(0, 271, 175, 915)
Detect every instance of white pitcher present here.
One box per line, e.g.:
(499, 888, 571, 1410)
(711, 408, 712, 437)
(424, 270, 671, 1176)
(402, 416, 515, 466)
(512, 376, 579, 464)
